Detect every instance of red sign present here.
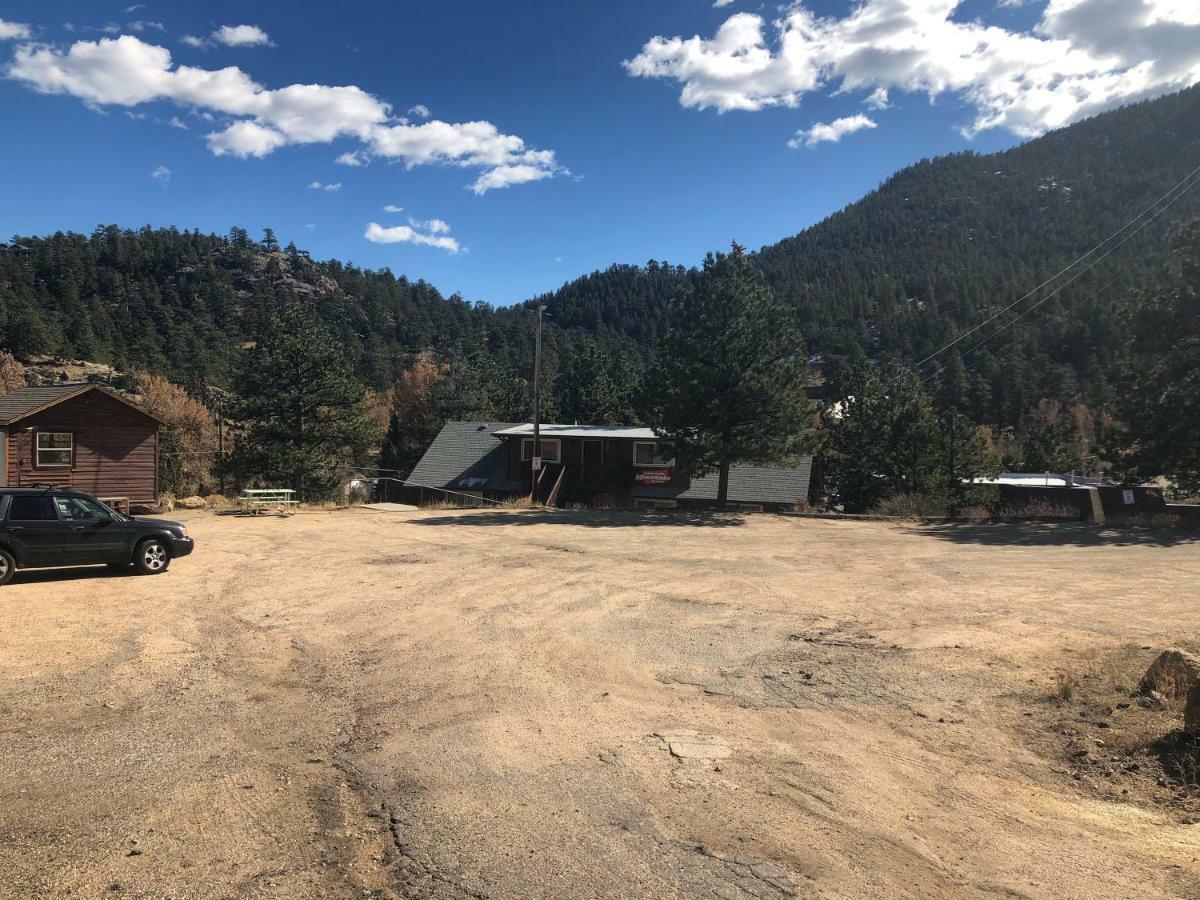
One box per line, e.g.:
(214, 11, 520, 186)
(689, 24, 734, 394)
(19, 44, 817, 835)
(635, 468, 671, 485)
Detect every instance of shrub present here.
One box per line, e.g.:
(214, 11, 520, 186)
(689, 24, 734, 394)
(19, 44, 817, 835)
(871, 492, 949, 518)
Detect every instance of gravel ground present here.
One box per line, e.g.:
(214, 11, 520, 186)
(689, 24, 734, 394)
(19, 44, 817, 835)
(1, 508, 1199, 899)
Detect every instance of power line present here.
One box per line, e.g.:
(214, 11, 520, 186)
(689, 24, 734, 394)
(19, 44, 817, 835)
(921, 160, 1200, 384)
(914, 160, 1200, 375)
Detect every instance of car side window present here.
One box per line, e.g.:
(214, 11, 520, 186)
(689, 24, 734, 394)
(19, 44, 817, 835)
(8, 496, 60, 522)
(55, 497, 108, 521)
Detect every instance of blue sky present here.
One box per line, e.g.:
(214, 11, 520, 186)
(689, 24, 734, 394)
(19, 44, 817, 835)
(1, 1, 1196, 304)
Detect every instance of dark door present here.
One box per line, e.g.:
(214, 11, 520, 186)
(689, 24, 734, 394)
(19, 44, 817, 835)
(3, 494, 69, 568)
(55, 495, 128, 564)
(582, 439, 603, 483)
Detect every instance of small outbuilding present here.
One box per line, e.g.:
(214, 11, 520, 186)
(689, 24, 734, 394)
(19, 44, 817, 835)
(0, 383, 163, 508)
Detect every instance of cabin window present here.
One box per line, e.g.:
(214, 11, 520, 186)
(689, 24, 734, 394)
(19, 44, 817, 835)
(35, 432, 73, 468)
(521, 438, 561, 462)
(633, 441, 674, 467)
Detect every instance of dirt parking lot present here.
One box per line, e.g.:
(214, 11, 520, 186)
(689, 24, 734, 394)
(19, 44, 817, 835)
(1, 508, 1199, 899)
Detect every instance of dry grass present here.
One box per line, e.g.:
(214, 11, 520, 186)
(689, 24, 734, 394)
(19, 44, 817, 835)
(1054, 669, 1082, 702)
(871, 492, 949, 518)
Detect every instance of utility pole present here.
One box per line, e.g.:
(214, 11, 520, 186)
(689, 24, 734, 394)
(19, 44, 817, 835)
(530, 303, 546, 501)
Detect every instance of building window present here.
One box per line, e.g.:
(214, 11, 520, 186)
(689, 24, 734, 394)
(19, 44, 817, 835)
(633, 441, 674, 467)
(521, 438, 561, 462)
(36, 432, 73, 468)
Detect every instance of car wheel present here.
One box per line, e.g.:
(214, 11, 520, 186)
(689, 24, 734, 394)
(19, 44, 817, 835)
(133, 538, 171, 575)
(0, 549, 15, 586)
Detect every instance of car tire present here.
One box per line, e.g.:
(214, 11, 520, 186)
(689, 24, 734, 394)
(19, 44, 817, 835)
(133, 538, 171, 575)
(0, 549, 15, 586)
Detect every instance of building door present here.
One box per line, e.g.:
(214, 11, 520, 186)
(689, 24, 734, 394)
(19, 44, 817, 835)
(582, 439, 603, 482)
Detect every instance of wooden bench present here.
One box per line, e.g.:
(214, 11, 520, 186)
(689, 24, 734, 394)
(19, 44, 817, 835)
(238, 488, 300, 516)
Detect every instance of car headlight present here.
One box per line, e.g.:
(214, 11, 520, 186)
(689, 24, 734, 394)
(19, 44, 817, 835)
(176, 525, 189, 539)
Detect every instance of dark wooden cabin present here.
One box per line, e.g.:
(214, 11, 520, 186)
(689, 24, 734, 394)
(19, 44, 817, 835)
(0, 384, 163, 507)
(406, 422, 813, 511)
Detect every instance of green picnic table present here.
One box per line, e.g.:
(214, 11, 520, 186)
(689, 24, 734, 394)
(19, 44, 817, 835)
(238, 488, 299, 516)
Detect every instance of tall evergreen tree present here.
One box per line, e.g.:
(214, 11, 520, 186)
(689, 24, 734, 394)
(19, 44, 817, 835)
(644, 243, 814, 506)
(825, 362, 996, 512)
(229, 300, 375, 499)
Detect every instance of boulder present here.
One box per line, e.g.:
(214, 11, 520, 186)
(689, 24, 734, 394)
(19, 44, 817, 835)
(1138, 649, 1200, 699)
(1188, 682, 1200, 734)
(175, 495, 207, 510)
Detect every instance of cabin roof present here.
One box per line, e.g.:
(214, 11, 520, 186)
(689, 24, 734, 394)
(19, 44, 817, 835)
(407, 421, 524, 492)
(0, 383, 166, 425)
(632, 460, 813, 506)
(493, 424, 659, 440)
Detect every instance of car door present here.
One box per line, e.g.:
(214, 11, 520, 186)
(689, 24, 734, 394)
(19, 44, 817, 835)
(3, 494, 69, 568)
(55, 495, 128, 565)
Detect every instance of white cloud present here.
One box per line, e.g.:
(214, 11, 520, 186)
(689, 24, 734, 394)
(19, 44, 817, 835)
(0, 19, 32, 40)
(210, 121, 289, 157)
(864, 86, 890, 110)
(335, 150, 366, 166)
(382, 204, 404, 213)
(128, 21, 164, 33)
(788, 113, 877, 148)
(307, 180, 341, 192)
(469, 163, 555, 195)
(8, 34, 564, 192)
(125, 4, 145, 12)
(167, 115, 188, 129)
(150, 164, 170, 183)
(364, 220, 462, 254)
(626, 0, 1200, 139)
(305, 223, 316, 230)
(408, 103, 430, 118)
(409, 216, 450, 234)
(213, 25, 271, 47)
(714, 0, 735, 6)
(180, 34, 206, 48)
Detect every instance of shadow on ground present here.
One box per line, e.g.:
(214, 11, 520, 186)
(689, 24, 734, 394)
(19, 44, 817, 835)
(910, 521, 1200, 548)
(10, 566, 134, 585)
(407, 509, 747, 529)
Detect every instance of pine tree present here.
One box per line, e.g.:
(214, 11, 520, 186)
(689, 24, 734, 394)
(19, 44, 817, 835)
(229, 300, 374, 500)
(644, 243, 814, 506)
(823, 363, 941, 512)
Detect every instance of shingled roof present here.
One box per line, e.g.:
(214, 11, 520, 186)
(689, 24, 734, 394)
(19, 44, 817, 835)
(0, 383, 164, 425)
(632, 459, 813, 506)
(407, 421, 524, 492)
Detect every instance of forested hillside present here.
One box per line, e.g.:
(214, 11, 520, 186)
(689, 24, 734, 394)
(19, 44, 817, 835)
(2, 85, 1199, 442)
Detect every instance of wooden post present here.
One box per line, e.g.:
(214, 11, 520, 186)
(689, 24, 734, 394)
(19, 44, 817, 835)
(531, 303, 546, 501)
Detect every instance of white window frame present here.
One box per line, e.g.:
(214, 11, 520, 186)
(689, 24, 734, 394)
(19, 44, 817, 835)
(35, 431, 73, 468)
(521, 437, 561, 462)
(633, 441, 674, 467)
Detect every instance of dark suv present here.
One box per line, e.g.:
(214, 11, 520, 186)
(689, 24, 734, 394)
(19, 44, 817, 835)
(0, 487, 194, 584)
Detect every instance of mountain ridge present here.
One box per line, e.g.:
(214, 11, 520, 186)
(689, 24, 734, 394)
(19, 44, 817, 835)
(2, 85, 1199, 429)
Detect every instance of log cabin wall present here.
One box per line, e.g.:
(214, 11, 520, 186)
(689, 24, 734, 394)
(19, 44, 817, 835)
(4, 390, 159, 501)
